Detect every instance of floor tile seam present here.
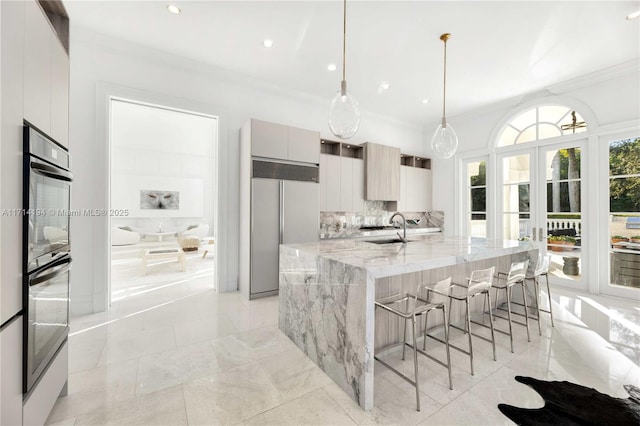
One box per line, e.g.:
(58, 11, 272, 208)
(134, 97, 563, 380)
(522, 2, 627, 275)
(421, 361, 515, 420)
(320, 384, 363, 425)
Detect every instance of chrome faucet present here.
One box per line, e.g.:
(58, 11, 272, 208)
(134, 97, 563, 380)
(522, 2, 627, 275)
(390, 212, 407, 244)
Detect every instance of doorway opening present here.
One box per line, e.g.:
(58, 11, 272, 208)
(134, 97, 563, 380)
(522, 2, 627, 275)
(108, 98, 218, 305)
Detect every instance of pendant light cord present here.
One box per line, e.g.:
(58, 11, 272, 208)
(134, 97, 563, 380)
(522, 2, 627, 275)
(342, 0, 347, 82)
(442, 35, 448, 126)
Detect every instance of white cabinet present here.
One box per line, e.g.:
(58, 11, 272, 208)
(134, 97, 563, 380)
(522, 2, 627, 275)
(250, 119, 320, 164)
(399, 166, 432, 212)
(340, 157, 354, 211)
(0, 317, 23, 426)
(23, 0, 69, 147)
(288, 126, 320, 164)
(251, 119, 288, 160)
(50, 35, 69, 147)
(352, 158, 365, 212)
(323, 154, 341, 211)
(23, 0, 52, 134)
(319, 154, 365, 212)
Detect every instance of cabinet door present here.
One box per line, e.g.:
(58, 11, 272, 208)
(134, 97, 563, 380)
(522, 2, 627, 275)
(325, 155, 341, 211)
(251, 119, 288, 160)
(288, 126, 319, 164)
(319, 154, 328, 211)
(340, 157, 353, 211)
(50, 36, 69, 147)
(365, 143, 400, 201)
(398, 166, 409, 212)
(424, 169, 433, 211)
(24, 0, 52, 134)
(1, 317, 23, 426)
(413, 168, 432, 212)
(352, 158, 365, 213)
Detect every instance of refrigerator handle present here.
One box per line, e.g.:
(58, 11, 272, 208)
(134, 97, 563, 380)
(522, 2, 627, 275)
(279, 180, 284, 245)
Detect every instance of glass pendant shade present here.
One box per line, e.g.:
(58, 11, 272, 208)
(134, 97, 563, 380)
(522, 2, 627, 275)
(328, 81, 361, 139)
(430, 120, 458, 159)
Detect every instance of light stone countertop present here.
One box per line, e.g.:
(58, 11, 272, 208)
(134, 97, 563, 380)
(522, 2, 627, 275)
(319, 227, 442, 240)
(282, 235, 536, 279)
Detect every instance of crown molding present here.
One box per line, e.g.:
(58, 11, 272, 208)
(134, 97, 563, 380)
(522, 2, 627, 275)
(548, 59, 640, 94)
(70, 26, 422, 133)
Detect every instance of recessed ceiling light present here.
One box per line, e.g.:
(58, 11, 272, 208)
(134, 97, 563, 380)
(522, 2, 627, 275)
(167, 4, 181, 14)
(327, 63, 337, 72)
(263, 39, 274, 48)
(626, 10, 640, 20)
(380, 82, 390, 90)
(422, 99, 429, 104)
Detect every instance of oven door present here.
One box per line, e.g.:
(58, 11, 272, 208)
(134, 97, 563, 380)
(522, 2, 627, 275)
(25, 254, 71, 393)
(25, 160, 72, 272)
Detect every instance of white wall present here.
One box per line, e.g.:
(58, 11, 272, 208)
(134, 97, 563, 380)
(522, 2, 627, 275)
(110, 99, 215, 229)
(69, 27, 425, 315)
(428, 62, 640, 236)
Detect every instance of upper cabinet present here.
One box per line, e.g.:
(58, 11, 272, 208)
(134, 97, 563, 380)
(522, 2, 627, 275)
(250, 119, 320, 164)
(398, 155, 432, 212)
(318, 141, 365, 212)
(364, 142, 400, 201)
(23, 0, 69, 147)
(24, 0, 52, 135)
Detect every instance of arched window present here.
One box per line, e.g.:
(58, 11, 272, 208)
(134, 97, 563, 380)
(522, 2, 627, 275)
(497, 105, 587, 147)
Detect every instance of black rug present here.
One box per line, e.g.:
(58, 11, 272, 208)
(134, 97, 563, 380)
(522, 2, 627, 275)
(498, 376, 640, 426)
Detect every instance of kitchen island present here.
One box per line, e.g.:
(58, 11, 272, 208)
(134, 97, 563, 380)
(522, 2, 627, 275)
(278, 235, 537, 410)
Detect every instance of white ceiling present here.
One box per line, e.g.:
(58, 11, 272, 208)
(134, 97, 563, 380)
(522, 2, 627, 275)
(64, 1, 640, 126)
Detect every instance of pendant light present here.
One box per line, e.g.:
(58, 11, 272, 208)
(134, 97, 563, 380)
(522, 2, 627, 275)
(430, 33, 458, 159)
(328, 0, 360, 139)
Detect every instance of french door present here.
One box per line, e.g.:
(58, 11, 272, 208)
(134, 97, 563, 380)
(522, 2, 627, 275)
(498, 140, 587, 290)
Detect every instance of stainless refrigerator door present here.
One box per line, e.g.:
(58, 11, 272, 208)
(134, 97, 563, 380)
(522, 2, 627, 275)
(282, 180, 319, 245)
(251, 178, 281, 296)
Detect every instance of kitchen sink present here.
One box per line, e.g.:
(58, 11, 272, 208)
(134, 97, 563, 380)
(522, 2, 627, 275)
(365, 238, 416, 244)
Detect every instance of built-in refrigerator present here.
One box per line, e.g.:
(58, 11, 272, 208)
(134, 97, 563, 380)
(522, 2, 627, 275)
(249, 160, 319, 298)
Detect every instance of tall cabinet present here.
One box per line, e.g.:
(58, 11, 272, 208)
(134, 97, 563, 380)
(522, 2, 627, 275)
(2, 1, 70, 425)
(239, 119, 320, 300)
(319, 140, 365, 212)
(398, 155, 433, 212)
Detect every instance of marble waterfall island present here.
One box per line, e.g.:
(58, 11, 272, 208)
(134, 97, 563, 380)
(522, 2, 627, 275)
(279, 235, 537, 410)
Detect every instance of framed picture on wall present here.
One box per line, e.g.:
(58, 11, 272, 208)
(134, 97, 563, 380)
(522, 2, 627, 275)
(140, 190, 180, 210)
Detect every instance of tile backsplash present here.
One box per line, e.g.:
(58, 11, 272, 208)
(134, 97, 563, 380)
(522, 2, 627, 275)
(320, 201, 444, 232)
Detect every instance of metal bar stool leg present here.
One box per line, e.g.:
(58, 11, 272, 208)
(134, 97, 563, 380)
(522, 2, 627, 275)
(466, 298, 474, 375)
(402, 316, 408, 361)
(422, 309, 429, 351)
(545, 273, 555, 327)
(442, 305, 453, 390)
(533, 278, 542, 335)
(521, 281, 531, 342)
(412, 315, 421, 412)
(486, 291, 497, 361)
(506, 286, 514, 353)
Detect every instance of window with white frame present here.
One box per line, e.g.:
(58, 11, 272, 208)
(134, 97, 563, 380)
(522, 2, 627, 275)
(465, 159, 487, 237)
(498, 106, 586, 147)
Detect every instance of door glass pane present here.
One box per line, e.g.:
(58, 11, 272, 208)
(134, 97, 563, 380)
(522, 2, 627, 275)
(503, 154, 531, 240)
(609, 137, 640, 289)
(545, 147, 582, 282)
(467, 160, 487, 238)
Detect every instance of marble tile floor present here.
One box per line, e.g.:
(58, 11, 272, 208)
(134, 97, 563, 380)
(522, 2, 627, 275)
(48, 280, 639, 426)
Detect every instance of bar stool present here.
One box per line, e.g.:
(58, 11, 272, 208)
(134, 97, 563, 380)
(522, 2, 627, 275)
(374, 277, 453, 411)
(425, 267, 497, 376)
(529, 254, 554, 328)
(492, 260, 530, 353)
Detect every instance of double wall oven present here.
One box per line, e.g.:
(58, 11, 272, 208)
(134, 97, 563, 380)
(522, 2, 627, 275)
(23, 123, 72, 394)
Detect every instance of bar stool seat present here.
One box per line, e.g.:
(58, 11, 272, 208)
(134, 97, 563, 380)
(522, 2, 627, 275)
(426, 267, 497, 376)
(374, 278, 453, 412)
(492, 260, 531, 353)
